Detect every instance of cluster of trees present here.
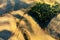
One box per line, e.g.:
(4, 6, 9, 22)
(28, 3, 60, 29)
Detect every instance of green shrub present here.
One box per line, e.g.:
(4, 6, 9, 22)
(28, 3, 60, 29)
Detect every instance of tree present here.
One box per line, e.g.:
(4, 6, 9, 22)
(28, 3, 60, 29)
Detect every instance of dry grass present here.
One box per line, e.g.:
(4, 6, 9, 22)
(10, 10, 56, 40)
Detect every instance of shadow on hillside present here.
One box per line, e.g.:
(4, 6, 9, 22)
(5, 0, 32, 12)
(0, 30, 12, 40)
(0, 0, 33, 15)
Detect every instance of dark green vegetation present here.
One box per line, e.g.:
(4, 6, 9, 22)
(28, 3, 60, 29)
